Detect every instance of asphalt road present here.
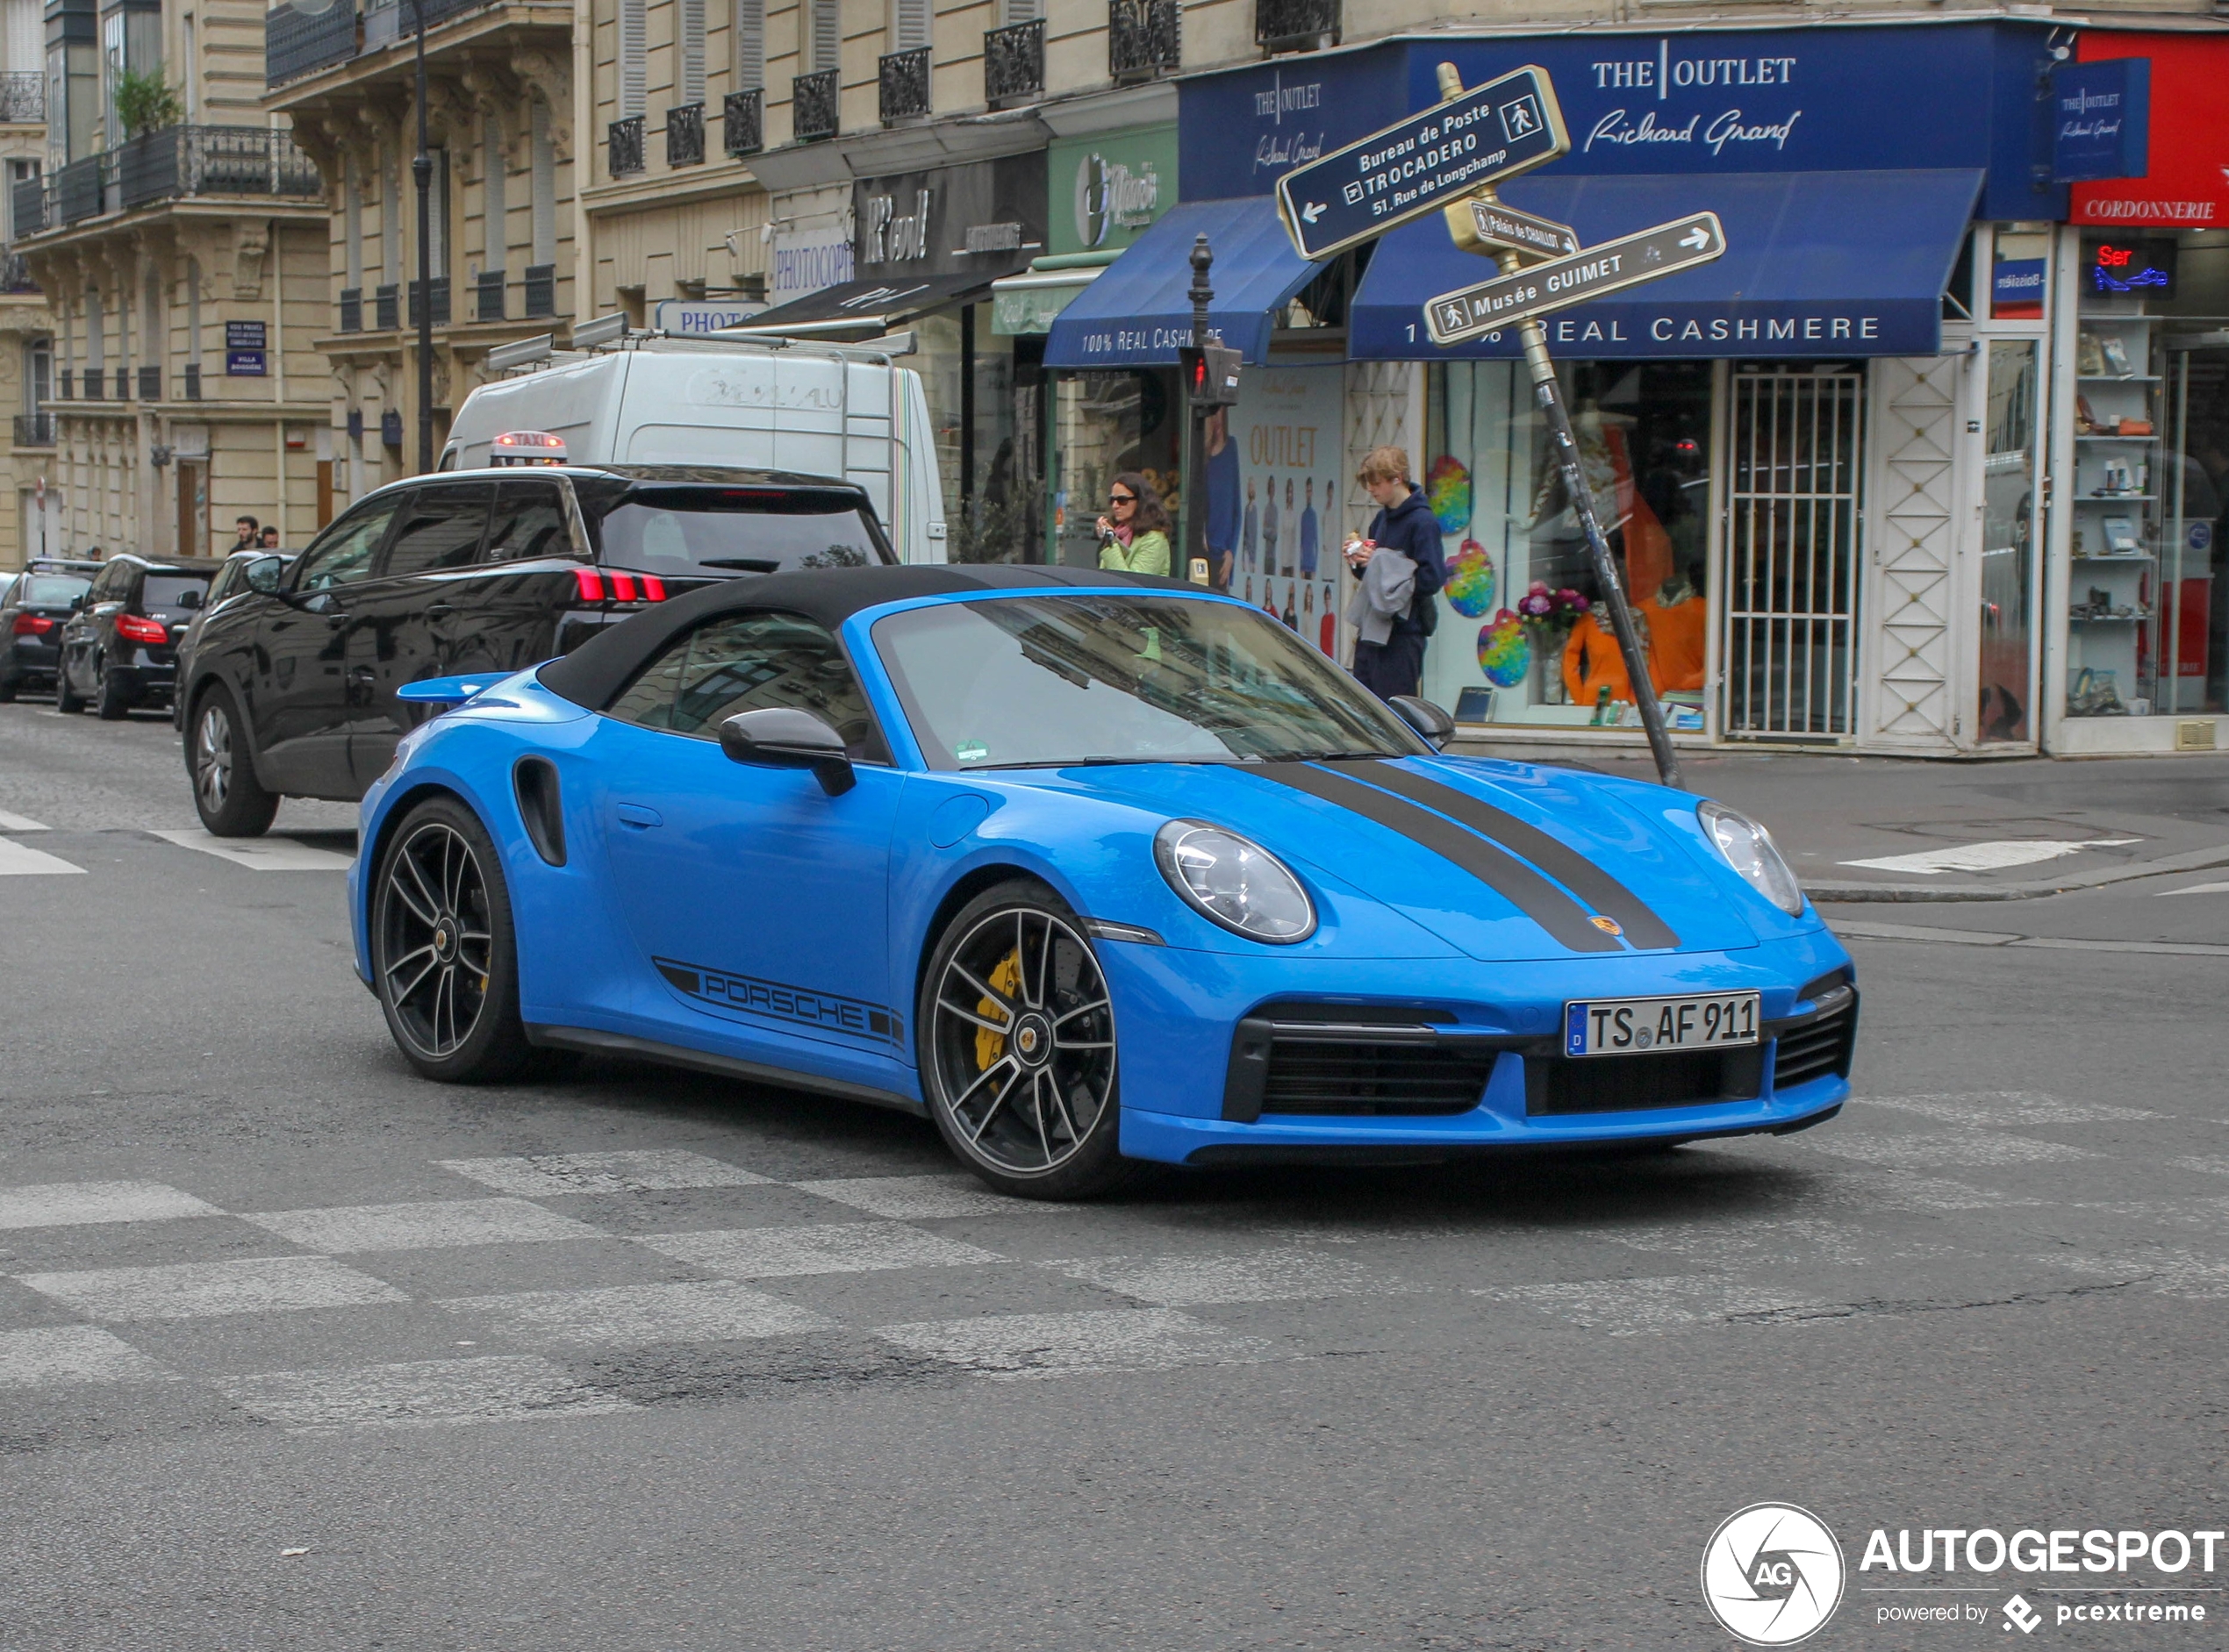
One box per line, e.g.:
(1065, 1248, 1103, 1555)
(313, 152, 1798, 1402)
(2, 700, 2225, 1651)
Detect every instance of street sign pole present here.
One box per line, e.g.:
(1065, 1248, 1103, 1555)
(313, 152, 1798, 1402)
(1434, 63, 1681, 790)
(1184, 235, 1213, 587)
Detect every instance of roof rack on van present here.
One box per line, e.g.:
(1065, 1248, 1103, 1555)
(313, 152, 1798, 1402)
(487, 320, 915, 377)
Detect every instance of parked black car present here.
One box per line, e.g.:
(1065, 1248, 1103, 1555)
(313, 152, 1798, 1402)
(55, 554, 220, 719)
(179, 462, 895, 835)
(172, 548, 296, 732)
(0, 561, 99, 700)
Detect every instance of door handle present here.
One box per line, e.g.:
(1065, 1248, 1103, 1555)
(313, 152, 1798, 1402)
(615, 802, 663, 829)
(426, 604, 454, 619)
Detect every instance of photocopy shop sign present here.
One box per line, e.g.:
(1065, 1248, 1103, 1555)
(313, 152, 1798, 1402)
(1424, 211, 1726, 345)
(1274, 64, 1568, 261)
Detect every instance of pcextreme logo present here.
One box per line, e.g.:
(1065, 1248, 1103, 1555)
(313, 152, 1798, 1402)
(1702, 1504, 1847, 1645)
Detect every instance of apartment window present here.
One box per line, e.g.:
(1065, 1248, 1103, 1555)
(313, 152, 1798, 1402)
(343, 155, 362, 290)
(429, 147, 449, 276)
(184, 257, 201, 370)
(85, 286, 101, 376)
(810, 0, 839, 73)
(890, 0, 928, 51)
(26, 339, 48, 410)
(4, 156, 34, 241)
(618, 0, 646, 120)
(732, 0, 763, 90)
(482, 117, 505, 270)
(141, 262, 160, 372)
(679, 0, 705, 105)
(383, 148, 401, 285)
(180, 13, 196, 120)
(530, 103, 555, 267)
(3, 0, 38, 76)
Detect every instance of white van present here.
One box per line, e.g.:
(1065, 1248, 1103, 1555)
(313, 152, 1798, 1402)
(441, 331, 948, 563)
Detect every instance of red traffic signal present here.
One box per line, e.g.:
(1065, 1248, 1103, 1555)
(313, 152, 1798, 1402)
(1180, 344, 1243, 409)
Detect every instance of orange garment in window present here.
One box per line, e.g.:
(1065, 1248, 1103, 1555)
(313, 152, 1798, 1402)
(1562, 611, 1633, 704)
(1639, 590, 1705, 692)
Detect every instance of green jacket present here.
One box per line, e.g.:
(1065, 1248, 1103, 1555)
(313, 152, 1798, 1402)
(1100, 529, 1170, 578)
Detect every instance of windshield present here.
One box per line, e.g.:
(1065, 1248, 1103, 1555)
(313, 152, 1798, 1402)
(142, 574, 210, 610)
(872, 596, 1424, 770)
(589, 487, 891, 576)
(18, 576, 89, 605)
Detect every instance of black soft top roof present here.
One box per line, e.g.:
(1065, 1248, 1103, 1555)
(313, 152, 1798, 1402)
(538, 562, 1186, 710)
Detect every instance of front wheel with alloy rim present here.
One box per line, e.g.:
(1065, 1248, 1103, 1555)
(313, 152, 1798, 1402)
(371, 797, 529, 1082)
(189, 687, 279, 837)
(918, 879, 1129, 1199)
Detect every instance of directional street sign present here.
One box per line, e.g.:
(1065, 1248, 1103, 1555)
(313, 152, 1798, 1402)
(1445, 197, 1580, 262)
(1275, 64, 1569, 263)
(1423, 211, 1727, 347)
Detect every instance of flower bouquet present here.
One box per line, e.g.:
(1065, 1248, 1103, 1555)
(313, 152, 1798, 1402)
(1516, 582, 1588, 704)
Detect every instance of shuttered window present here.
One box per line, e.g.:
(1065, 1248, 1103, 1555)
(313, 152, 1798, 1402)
(618, 0, 647, 119)
(732, 0, 763, 90)
(809, 0, 839, 73)
(679, 0, 705, 104)
(483, 117, 505, 269)
(890, 0, 929, 52)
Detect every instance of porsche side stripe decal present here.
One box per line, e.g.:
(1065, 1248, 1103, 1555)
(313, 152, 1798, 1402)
(1253, 764, 1623, 954)
(1339, 762, 1681, 951)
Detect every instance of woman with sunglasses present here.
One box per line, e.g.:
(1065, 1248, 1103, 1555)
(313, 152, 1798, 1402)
(1094, 472, 1172, 577)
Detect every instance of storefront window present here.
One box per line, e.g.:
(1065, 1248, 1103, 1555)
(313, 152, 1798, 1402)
(1423, 360, 1713, 731)
(919, 308, 1034, 564)
(1979, 340, 2039, 741)
(2156, 232, 2229, 716)
(1051, 368, 1180, 569)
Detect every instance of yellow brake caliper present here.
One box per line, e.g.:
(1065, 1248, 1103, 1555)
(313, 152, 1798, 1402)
(975, 950, 1021, 1070)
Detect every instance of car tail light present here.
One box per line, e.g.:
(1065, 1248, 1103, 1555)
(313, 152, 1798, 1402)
(572, 567, 605, 603)
(11, 612, 50, 635)
(574, 567, 666, 604)
(117, 613, 168, 645)
(639, 573, 666, 602)
(607, 569, 638, 603)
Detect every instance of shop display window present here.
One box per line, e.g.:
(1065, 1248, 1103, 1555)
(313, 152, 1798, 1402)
(1421, 360, 1713, 731)
(1050, 368, 1181, 569)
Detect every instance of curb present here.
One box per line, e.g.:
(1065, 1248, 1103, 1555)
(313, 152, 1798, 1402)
(1803, 842, 2229, 903)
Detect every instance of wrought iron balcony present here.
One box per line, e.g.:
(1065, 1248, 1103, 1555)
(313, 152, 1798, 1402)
(984, 18, 1042, 110)
(0, 72, 42, 123)
(792, 69, 838, 142)
(476, 268, 504, 322)
(665, 103, 704, 168)
(55, 154, 104, 225)
(12, 411, 54, 446)
(10, 174, 44, 238)
(265, 0, 356, 89)
(183, 362, 200, 401)
(524, 263, 555, 318)
(607, 115, 645, 178)
(1255, 0, 1337, 51)
(138, 365, 160, 400)
(0, 249, 35, 293)
(116, 126, 321, 211)
(82, 368, 104, 401)
(878, 48, 929, 126)
(722, 89, 763, 157)
(360, 0, 487, 54)
(1109, 0, 1179, 79)
(375, 283, 399, 330)
(339, 286, 362, 332)
(408, 276, 451, 327)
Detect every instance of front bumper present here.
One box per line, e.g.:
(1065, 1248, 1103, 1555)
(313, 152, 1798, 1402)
(1097, 929, 1855, 1166)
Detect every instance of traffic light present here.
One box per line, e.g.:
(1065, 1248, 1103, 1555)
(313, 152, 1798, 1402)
(1180, 343, 1243, 408)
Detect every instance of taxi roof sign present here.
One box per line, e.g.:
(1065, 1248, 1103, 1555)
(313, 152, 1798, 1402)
(491, 430, 569, 467)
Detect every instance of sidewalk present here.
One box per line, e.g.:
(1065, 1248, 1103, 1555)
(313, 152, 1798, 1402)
(1444, 738, 2229, 902)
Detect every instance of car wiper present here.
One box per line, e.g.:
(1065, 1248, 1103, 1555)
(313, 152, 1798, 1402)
(695, 558, 782, 573)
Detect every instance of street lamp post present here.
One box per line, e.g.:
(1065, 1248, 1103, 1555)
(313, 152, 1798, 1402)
(411, 0, 434, 474)
(1183, 234, 1211, 586)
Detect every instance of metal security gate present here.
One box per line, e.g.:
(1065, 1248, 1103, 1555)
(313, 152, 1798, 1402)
(1722, 369, 1866, 738)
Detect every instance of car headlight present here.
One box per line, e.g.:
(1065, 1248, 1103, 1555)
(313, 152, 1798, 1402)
(1698, 801, 1805, 917)
(1153, 819, 1316, 943)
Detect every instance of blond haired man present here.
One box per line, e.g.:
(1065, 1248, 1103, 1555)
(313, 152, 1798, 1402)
(1341, 446, 1445, 700)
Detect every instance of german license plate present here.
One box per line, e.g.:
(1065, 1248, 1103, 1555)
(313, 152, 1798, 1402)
(1564, 992, 1760, 1057)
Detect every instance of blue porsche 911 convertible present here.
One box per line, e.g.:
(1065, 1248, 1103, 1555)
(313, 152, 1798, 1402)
(350, 564, 1854, 1198)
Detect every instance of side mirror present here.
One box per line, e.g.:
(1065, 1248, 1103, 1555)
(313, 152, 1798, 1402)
(1387, 694, 1456, 750)
(719, 707, 855, 795)
(244, 555, 284, 596)
(176, 588, 203, 611)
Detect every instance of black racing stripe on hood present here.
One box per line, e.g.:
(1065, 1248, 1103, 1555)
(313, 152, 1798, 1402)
(1253, 763, 1623, 954)
(1336, 761, 1681, 950)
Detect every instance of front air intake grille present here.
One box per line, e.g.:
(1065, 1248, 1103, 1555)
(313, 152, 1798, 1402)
(1222, 1005, 1509, 1121)
(1530, 1047, 1766, 1116)
(1771, 987, 1858, 1091)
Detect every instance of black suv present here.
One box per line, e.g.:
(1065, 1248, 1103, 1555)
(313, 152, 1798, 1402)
(179, 462, 895, 835)
(0, 561, 99, 700)
(56, 554, 221, 719)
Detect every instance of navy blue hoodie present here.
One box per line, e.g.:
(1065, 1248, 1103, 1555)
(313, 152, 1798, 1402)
(1365, 483, 1445, 640)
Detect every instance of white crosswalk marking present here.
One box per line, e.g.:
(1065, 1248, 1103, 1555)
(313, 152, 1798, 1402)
(793, 1174, 1071, 1220)
(18, 1255, 410, 1320)
(0, 808, 50, 831)
(223, 1355, 635, 1431)
(1044, 1248, 1395, 1306)
(876, 1308, 1273, 1377)
(147, 828, 354, 872)
(0, 1326, 173, 1387)
(441, 1281, 837, 1348)
(0, 1180, 222, 1229)
(437, 1150, 769, 1196)
(0, 837, 83, 876)
(240, 1198, 603, 1253)
(640, 1222, 1001, 1278)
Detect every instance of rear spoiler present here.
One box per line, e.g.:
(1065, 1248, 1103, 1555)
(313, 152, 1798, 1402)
(396, 674, 510, 708)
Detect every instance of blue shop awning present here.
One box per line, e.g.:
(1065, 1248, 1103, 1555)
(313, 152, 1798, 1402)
(1351, 169, 1984, 361)
(1044, 198, 1322, 369)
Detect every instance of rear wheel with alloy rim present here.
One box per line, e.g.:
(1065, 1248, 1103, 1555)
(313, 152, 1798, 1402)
(372, 797, 528, 1082)
(189, 686, 279, 837)
(918, 879, 1128, 1199)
